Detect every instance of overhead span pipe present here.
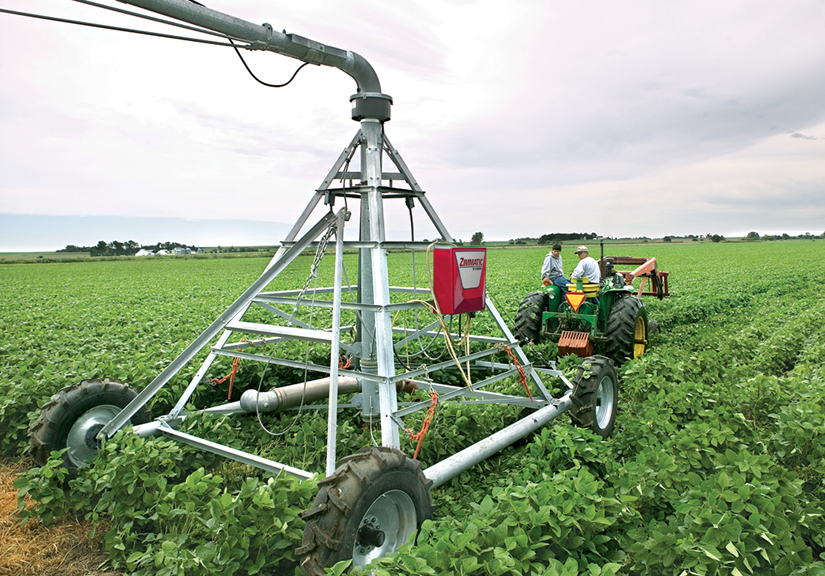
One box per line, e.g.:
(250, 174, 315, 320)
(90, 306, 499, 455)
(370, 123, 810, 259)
(116, 0, 382, 93)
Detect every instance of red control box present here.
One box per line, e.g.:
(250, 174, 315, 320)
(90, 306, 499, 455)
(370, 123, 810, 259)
(432, 247, 487, 314)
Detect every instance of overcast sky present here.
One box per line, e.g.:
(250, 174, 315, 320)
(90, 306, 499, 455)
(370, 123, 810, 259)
(1, 0, 824, 251)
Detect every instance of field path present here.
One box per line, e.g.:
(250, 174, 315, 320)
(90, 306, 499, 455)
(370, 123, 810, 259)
(0, 459, 120, 576)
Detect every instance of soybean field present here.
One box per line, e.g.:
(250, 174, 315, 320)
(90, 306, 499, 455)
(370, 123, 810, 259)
(1, 240, 824, 576)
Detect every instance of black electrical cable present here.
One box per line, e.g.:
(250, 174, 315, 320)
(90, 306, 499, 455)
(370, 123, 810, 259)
(227, 38, 311, 88)
(185, 0, 314, 88)
(407, 197, 416, 242)
(3, 2, 313, 88)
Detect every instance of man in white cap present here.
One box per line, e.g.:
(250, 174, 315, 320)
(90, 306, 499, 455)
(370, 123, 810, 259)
(570, 246, 601, 285)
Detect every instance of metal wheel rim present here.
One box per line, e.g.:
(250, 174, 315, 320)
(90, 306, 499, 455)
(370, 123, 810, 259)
(594, 375, 616, 429)
(633, 316, 646, 357)
(66, 404, 123, 468)
(352, 489, 417, 567)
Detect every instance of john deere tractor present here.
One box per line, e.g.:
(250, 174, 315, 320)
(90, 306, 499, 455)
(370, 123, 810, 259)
(514, 250, 668, 365)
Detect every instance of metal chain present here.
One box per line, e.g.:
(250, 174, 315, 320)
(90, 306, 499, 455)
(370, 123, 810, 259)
(528, 341, 555, 369)
(289, 219, 337, 323)
(256, 222, 331, 437)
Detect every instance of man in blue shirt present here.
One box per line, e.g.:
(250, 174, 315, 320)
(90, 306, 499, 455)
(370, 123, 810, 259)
(541, 243, 571, 294)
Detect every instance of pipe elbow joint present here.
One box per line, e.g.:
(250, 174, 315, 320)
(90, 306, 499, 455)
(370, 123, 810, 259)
(344, 51, 382, 93)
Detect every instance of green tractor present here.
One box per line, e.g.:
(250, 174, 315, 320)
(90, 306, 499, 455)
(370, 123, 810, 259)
(514, 250, 669, 365)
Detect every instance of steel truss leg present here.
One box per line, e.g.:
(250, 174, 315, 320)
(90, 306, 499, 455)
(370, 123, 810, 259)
(98, 124, 560, 486)
(325, 209, 346, 475)
(383, 133, 546, 401)
(99, 209, 342, 438)
(167, 134, 362, 420)
(383, 133, 453, 242)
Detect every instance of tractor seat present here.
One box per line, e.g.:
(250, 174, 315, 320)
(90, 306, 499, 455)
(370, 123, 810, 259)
(566, 277, 600, 299)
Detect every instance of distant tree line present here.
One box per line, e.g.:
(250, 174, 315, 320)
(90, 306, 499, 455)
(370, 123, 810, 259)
(58, 240, 196, 257)
(505, 231, 824, 246)
(506, 233, 597, 245)
(537, 232, 598, 245)
(744, 231, 825, 241)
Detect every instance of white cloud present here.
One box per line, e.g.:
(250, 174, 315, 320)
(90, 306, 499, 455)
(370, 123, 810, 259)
(1, 0, 824, 248)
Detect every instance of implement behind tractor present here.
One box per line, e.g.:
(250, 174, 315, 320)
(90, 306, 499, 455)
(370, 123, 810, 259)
(514, 241, 669, 364)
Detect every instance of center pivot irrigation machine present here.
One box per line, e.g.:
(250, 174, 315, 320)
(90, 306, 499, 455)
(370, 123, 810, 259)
(20, 1, 626, 573)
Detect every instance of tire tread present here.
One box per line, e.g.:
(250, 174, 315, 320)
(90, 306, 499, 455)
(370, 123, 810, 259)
(298, 447, 433, 576)
(514, 292, 549, 344)
(29, 377, 151, 474)
(605, 296, 647, 364)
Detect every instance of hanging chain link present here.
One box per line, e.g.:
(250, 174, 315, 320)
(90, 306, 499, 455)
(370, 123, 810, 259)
(289, 219, 338, 323)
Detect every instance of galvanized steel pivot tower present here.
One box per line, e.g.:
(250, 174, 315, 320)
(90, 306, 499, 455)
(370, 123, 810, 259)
(25, 1, 619, 573)
(100, 0, 431, 461)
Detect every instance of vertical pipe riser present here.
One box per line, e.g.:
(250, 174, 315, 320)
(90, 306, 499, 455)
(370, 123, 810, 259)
(361, 120, 399, 448)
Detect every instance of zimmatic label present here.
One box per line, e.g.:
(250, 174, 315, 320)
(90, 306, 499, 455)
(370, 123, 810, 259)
(455, 250, 485, 289)
(432, 247, 487, 314)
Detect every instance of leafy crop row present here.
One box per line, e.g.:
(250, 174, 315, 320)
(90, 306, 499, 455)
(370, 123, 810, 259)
(3, 240, 825, 575)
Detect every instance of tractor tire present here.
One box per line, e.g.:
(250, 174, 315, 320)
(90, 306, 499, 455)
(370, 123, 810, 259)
(297, 446, 433, 576)
(605, 296, 648, 364)
(30, 378, 151, 477)
(514, 291, 549, 344)
(569, 355, 618, 438)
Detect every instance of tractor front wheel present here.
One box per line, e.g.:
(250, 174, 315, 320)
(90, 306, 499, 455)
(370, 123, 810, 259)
(297, 447, 433, 576)
(30, 378, 151, 477)
(605, 296, 648, 364)
(514, 291, 549, 344)
(569, 355, 618, 437)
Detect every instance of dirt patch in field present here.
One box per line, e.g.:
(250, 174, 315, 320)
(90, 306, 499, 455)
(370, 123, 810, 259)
(0, 459, 121, 576)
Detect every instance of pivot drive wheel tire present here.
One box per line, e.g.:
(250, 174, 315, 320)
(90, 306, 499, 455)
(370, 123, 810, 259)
(297, 446, 433, 576)
(569, 355, 618, 438)
(605, 296, 648, 364)
(514, 291, 549, 344)
(30, 378, 151, 476)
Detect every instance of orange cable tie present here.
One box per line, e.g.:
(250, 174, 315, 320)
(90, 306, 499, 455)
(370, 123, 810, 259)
(503, 345, 533, 402)
(405, 391, 438, 459)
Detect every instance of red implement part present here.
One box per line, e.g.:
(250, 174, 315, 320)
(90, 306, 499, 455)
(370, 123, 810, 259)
(606, 256, 670, 297)
(558, 331, 594, 357)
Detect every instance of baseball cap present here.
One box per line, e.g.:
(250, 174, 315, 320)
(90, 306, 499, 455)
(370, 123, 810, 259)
(575, 245, 588, 254)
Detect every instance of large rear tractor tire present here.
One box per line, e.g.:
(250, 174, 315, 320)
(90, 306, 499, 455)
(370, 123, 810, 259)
(297, 447, 433, 576)
(605, 296, 648, 364)
(514, 291, 549, 344)
(569, 355, 618, 438)
(30, 378, 151, 477)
